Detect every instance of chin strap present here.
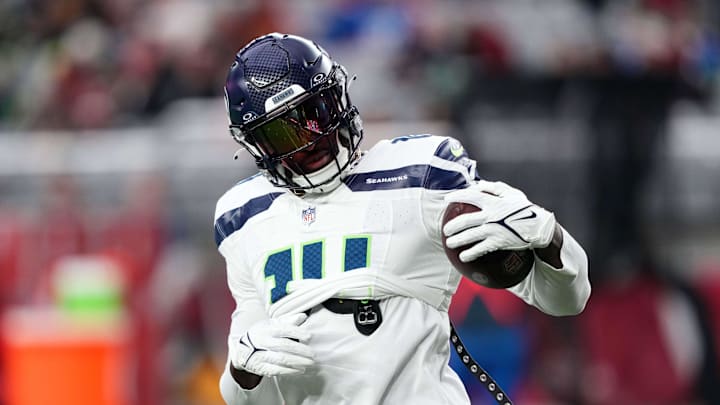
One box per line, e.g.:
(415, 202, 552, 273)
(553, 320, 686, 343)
(450, 321, 513, 405)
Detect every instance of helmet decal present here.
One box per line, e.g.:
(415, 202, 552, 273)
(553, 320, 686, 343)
(249, 76, 272, 87)
(312, 73, 326, 85)
(264, 84, 305, 112)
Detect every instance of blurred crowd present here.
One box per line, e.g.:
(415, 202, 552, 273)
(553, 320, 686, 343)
(0, 0, 718, 129)
(1, 1, 720, 405)
(1, 0, 269, 129)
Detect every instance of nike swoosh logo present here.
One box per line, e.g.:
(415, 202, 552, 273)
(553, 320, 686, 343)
(487, 204, 534, 243)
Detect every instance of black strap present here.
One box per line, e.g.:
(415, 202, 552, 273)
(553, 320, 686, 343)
(322, 298, 383, 335)
(322, 298, 355, 313)
(450, 321, 513, 405)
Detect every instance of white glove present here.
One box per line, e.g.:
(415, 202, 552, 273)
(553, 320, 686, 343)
(443, 180, 556, 262)
(230, 313, 314, 377)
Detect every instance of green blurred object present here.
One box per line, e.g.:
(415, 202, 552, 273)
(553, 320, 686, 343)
(52, 255, 126, 316)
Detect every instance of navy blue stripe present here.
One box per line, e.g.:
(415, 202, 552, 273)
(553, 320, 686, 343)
(214, 192, 283, 246)
(344, 164, 470, 192)
(344, 165, 423, 191)
(426, 166, 471, 190)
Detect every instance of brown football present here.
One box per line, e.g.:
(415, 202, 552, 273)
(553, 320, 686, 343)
(441, 202, 534, 289)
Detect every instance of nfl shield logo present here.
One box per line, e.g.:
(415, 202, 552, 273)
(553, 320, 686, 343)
(302, 206, 316, 225)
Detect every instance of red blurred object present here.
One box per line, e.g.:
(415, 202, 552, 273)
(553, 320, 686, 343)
(0, 213, 26, 306)
(692, 265, 720, 370)
(92, 176, 167, 288)
(2, 308, 131, 405)
(466, 24, 511, 74)
(449, 277, 527, 326)
(578, 275, 693, 404)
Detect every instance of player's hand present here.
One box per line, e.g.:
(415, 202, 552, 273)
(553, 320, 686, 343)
(443, 180, 556, 262)
(230, 313, 314, 377)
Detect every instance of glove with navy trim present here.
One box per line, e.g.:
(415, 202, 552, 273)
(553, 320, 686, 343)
(230, 313, 314, 377)
(443, 180, 556, 263)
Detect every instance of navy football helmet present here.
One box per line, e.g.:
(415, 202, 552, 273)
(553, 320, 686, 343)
(225, 33, 363, 192)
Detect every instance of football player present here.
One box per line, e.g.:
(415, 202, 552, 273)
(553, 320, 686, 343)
(215, 33, 591, 404)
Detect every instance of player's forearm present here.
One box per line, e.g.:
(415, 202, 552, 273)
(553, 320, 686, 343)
(534, 223, 563, 268)
(229, 365, 263, 389)
(510, 226, 590, 316)
(220, 365, 281, 405)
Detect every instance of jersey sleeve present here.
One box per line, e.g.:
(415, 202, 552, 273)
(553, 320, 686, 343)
(218, 258, 283, 404)
(214, 177, 284, 404)
(508, 226, 591, 316)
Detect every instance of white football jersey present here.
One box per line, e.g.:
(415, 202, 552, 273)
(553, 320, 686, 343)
(214, 134, 590, 405)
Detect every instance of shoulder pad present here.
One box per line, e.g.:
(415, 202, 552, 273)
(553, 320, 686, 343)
(344, 135, 477, 191)
(364, 134, 447, 170)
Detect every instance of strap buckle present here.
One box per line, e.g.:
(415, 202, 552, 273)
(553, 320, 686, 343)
(353, 300, 382, 335)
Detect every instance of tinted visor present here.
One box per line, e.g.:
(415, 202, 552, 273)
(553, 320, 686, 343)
(247, 90, 341, 159)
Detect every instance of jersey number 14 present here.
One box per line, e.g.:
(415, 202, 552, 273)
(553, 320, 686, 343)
(264, 235, 371, 303)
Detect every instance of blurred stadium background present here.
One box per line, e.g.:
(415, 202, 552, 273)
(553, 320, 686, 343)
(1, 0, 719, 404)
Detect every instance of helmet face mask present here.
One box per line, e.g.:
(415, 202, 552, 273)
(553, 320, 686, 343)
(225, 33, 363, 193)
